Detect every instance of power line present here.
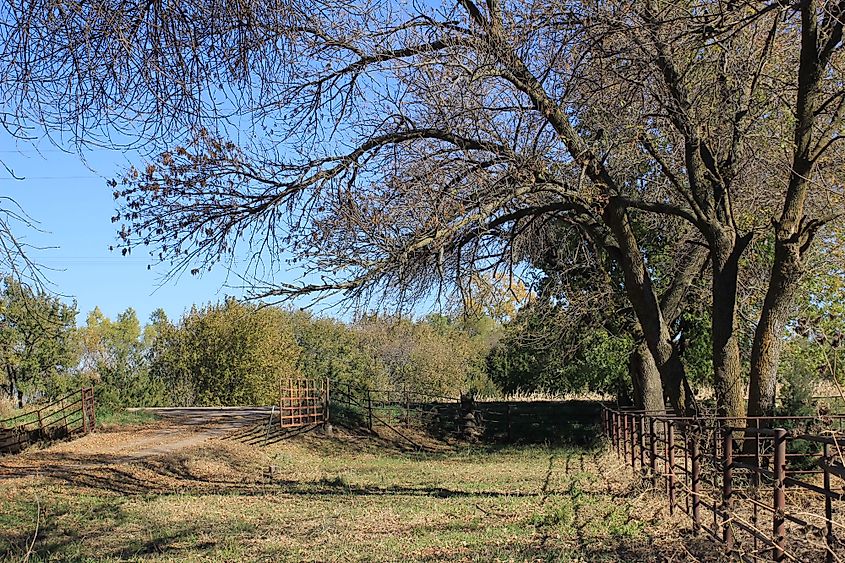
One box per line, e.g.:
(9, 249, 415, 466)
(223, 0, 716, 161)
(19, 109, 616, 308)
(0, 176, 103, 181)
(0, 149, 66, 154)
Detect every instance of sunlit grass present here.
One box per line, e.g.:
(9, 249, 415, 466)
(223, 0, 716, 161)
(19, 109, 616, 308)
(0, 426, 713, 561)
(95, 408, 159, 428)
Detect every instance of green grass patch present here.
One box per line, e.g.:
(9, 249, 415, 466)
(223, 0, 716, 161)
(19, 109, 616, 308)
(95, 408, 159, 427)
(0, 431, 705, 561)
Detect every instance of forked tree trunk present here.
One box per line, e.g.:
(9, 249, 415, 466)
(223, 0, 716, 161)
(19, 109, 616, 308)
(748, 0, 828, 420)
(710, 227, 749, 420)
(605, 202, 686, 415)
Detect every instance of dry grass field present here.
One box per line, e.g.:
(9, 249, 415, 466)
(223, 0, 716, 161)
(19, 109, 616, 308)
(0, 409, 720, 562)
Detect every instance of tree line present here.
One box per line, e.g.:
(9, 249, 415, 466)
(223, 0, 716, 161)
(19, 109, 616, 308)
(0, 279, 503, 410)
(2, 268, 842, 416)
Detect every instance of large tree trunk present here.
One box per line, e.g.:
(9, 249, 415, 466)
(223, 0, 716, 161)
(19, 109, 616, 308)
(630, 339, 665, 414)
(748, 1, 827, 419)
(747, 243, 806, 417)
(605, 202, 686, 414)
(710, 227, 749, 419)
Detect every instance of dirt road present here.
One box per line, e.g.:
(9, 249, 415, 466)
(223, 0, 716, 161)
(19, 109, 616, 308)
(0, 407, 277, 484)
(114, 407, 274, 457)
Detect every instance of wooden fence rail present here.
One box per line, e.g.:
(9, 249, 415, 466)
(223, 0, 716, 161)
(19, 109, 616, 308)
(0, 387, 96, 454)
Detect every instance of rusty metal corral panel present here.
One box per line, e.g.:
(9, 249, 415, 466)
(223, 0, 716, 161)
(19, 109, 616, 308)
(0, 387, 96, 454)
(279, 378, 328, 428)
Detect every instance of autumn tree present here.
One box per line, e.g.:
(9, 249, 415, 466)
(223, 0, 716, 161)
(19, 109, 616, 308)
(4, 0, 845, 418)
(150, 299, 301, 406)
(353, 314, 496, 396)
(78, 307, 164, 408)
(289, 310, 386, 389)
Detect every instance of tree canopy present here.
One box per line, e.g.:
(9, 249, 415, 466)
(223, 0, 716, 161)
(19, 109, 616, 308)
(1, 0, 844, 417)
(0, 276, 78, 406)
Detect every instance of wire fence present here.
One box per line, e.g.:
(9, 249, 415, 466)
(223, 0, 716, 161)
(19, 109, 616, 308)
(603, 406, 845, 562)
(328, 379, 462, 444)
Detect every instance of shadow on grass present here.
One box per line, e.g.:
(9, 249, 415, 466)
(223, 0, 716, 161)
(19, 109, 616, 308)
(0, 447, 563, 499)
(3, 511, 721, 563)
(3, 514, 219, 562)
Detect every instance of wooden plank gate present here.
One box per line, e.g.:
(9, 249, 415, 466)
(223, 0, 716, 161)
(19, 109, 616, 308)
(279, 378, 329, 428)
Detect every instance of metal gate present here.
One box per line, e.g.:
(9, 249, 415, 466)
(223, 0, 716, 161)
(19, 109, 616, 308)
(279, 378, 329, 428)
(1, 387, 96, 454)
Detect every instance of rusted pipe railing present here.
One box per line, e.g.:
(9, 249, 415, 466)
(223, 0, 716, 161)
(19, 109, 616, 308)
(722, 427, 733, 552)
(600, 405, 845, 562)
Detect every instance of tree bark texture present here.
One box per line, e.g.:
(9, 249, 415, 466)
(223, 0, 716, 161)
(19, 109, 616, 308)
(605, 202, 686, 415)
(630, 339, 665, 414)
(747, 244, 805, 417)
(710, 227, 748, 420)
(747, 0, 830, 418)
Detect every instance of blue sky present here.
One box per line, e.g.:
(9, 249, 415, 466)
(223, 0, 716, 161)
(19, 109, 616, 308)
(0, 136, 255, 325)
